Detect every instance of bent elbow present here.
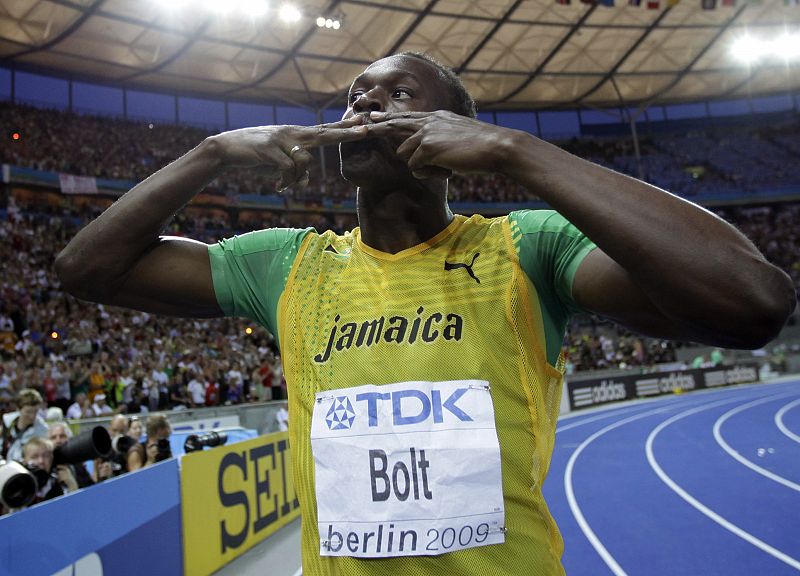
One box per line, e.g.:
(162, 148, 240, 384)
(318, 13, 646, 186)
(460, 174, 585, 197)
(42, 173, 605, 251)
(54, 249, 81, 295)
(55, 248, 103, 302)
(734, 268, 797, 349)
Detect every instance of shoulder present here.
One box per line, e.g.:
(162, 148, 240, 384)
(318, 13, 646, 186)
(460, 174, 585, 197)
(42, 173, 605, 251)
(212, 227, 316, 255)
(508, 209, 580, 235)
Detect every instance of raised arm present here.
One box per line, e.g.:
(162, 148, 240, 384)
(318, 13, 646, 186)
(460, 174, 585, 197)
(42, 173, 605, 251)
(365, 111, 796, 348)
(55, 118, 369, 317)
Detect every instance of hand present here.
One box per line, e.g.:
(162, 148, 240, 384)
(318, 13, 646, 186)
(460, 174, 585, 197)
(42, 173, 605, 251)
(55, 465, 78, 492)
(207, 116, 369, 191)
(363, 111, 516, 179)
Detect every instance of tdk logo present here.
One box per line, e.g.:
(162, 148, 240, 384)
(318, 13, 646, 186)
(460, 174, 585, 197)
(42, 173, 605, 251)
(325, 396, 356, 430)
(354, 388, 473, 428)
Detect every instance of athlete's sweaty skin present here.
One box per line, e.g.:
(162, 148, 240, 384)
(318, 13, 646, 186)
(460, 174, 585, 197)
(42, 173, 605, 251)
(57, 53, 793, 357)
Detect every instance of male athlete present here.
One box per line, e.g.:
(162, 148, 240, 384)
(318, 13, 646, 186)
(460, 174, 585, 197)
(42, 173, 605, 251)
(57, 53, 794, 575)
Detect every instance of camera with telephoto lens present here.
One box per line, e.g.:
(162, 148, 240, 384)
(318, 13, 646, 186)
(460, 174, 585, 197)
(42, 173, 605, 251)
(183, 430, 228, 453)
(0, 426, 111, 509)
(54, 426, 112, 466)
(111, 434, 134, 456)
(0, 459, 37, 509)
(154, 438, 172, 462)
(100, 434, 136, 476)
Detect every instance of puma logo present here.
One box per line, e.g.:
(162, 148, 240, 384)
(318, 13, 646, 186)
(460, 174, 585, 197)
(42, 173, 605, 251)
(444, 253, 480, 284)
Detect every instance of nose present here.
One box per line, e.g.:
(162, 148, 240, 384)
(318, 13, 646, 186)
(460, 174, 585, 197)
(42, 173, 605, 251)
(352, 89, 384, 114)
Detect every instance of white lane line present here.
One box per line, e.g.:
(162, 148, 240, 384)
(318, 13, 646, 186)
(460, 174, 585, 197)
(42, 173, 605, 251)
(557, 405, 666, 434)
(713, 394, 800, 493)
(291, 568, 302, 576)
(775, 398, 800, 445)
(645, 394, 800, 571)
(564, 404, 679, 576)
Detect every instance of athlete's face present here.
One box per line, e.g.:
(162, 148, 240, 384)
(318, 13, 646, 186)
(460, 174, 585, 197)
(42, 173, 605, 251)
(339, 55, 453, 184)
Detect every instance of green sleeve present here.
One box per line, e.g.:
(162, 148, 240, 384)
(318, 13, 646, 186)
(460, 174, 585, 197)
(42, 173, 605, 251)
(207, 227, 313, 345)
(508, 210, 597, 365)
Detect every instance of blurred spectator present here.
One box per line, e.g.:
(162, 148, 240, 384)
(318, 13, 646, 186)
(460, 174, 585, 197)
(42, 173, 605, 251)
(95, 414, 131, 480)
(91, 393, 113, 416)
(47, 422, 94, 488)
(186, 371, 206, 408)
(127, 416, 143, 443)
(127, 414, 172, 472)
(276, 402, 289, 432)
(22, 437, 78, 505)
(66, 392, 93, 420)
(1, 389, 49, 462)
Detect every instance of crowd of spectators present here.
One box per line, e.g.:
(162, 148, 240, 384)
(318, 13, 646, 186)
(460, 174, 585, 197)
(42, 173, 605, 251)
(0, 102, 798, 511)
(2, 101, 799, 205)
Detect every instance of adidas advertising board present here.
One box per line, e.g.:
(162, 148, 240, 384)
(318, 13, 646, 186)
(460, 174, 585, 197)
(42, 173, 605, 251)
(567, 363, 760, 410)
(569, 379, 628, 409)
(311, 380, 506, 558)
(704, 364, 759, 387)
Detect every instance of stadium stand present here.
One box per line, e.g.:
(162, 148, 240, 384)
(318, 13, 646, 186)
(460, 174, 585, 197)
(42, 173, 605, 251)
(1, 102, 798, 426)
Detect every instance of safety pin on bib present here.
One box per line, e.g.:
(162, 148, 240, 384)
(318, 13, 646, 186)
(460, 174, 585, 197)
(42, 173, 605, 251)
(468, 383, 491, 392)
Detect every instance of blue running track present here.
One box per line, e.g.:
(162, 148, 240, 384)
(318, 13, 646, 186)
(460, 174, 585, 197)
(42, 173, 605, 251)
(545, 378, 800, 576)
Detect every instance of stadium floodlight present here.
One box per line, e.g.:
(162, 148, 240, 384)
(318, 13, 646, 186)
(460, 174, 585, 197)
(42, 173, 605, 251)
(316, 12, 342, 29)
(731, 36, 766, 64)
(774, 33, 800, 60)
(731, 32, 800, 64)
(279, 3, 302, 22)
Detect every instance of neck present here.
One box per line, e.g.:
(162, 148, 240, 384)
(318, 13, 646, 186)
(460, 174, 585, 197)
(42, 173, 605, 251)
(356, 180, 453, 254)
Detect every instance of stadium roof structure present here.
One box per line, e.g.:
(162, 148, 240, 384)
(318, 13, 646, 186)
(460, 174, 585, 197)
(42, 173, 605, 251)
(0, 0, 798, 112)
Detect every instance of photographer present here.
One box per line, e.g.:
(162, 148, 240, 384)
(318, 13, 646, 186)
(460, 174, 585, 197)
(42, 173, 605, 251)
(127, 414, 171, 472)
(2, 389, 49, 462)
(94, 414, 131, 481)
(47, 422, 94, 488)
(22, 437, 78, 506)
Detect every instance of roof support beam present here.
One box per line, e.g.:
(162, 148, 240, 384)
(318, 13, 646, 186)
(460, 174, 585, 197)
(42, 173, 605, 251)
(224, 0, 344, 96)
(7, 0, 105, 60)
(120, 18, 213, 81)
(487, 4, 598, 106)
(638, 3, 748, 107)
(570, 7, 672, 106)
(455, 0, 524, 75)
(383, 0, 440, 57)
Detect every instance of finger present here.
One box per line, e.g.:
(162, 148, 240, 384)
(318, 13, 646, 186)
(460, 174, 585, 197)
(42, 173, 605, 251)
(407, 146, 452, 180)
(412, 167, 452, 180)
(369, 111, 434, 122)
(269, 149, 297, 191)
(297, 170, 310, 191)
(298, 123, 369, 148)
(396, 130, 424, 163)
(283, 148, 314, 187)
(363, 120, 422, 139)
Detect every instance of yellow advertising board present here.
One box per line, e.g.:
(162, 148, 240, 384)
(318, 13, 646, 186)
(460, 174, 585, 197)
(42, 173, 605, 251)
(181, 431, 300, 576)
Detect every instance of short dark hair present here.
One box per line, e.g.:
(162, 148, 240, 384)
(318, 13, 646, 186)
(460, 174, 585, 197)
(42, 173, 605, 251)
(397, 52, 477, 119)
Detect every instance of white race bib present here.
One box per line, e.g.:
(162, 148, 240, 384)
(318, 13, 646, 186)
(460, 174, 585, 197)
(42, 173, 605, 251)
(311, 379, 505, 558)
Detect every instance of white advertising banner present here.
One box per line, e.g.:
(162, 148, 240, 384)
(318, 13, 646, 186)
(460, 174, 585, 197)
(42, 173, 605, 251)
(59, 173, 98, 194)
(311, 379, 505, 558)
